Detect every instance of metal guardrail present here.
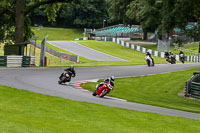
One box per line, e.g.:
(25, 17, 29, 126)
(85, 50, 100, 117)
(31, 42, 79, 63)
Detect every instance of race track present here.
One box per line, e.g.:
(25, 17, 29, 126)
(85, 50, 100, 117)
(48, 41, 125, 61)
(0, 63, 200, 120)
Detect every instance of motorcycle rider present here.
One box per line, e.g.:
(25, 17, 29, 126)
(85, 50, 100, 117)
(146, 51, 154, 65)
(97, 76, 115, 89)
(179, 50, 185, 62)
(179, 50, 184, 56)
(169, 51, 172, 56)
(59, 65, 76, 82)
(146, 51, 152, 58)
(164, 51, 170, 58)
(166, 51, 176, 64)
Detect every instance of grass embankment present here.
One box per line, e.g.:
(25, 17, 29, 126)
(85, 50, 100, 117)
(36, 40, 167, 66)
(32, 27, 83, 41)
(32, 27, 167, 66)
(76, 41, 167, 66)
(0, 85, 200, 133)
(31, 27, 93, 66)
(36, 40, 94, 64)
(81, 67, 200, 113)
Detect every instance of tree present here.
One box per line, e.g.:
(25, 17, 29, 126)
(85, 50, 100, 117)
(73, 0, 108, 28)
(0, 0, 74, 43)
(107, 0, 133, 24)
(126, 0, 162, 40)
(126, 0, 200, 40)
(57, 0, 108, 28)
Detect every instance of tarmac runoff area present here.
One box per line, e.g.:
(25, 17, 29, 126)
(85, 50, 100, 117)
(48, 41, 126, 61)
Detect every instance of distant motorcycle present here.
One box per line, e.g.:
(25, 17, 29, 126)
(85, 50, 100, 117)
(145, 55, 154, 67)
(166, 55, 176, 64)
(92, 82, 113, 98)
(179, 54, 185, 63)
(58, 71, 74, 84)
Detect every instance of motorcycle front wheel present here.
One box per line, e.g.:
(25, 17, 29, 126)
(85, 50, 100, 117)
(100, 89, 108, 98)
(146, 60, 150, 67)
(92, 89, 97, 96)
(58, 80, 62, 84)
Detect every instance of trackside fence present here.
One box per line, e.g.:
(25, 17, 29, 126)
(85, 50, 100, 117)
(185, 72, 200, 99)
(112, 38, 199, 62)
(0, 56, 36, 67)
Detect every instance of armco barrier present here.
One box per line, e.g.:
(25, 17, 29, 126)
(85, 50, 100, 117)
(31, 43, 79, 63)
(112, 38, 199, 62)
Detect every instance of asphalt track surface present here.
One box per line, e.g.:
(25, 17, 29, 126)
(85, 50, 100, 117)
(0, 63, 200, 120)
(48, 41, 126, 61)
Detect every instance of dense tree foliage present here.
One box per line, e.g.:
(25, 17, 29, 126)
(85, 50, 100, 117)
(109, 0, 200, 40)
(1, 0, 200, 43)
(107, 0, 133, 24)
(31, 0, 108, 28)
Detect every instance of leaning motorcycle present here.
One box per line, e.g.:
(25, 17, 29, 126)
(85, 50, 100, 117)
(145, 55, 154, 67)
(166, 55, 176, 64)
(58, 71, 73, 84)
(92, 82, 113, 98)
(179, 54, 185, 63)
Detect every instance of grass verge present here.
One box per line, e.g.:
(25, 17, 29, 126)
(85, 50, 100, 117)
(0, 85, 200, 133)
(36, 41, 167, 67)
(78, 41, 167, 65)
(141, 43, 199, 56)
(31, 27, 167, 66)
(81, 67, 200, 113)
(32, 27, 83, 41)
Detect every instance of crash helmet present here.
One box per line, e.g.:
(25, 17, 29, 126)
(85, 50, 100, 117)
(110, 76, 115, 81)
(146, 51, 150, 55)
(70, 65, 74, 70)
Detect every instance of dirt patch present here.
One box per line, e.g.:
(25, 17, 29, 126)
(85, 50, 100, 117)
(178, 88, 200, 101)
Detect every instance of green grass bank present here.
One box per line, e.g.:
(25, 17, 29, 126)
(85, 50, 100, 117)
(81, 67, 200, 113)
(31, 27, 167, 66)
(0, 85, 199, 133)
(32, 27, 83, 41)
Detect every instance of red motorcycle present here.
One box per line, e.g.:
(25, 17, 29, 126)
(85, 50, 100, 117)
(92, 82, 113, 98)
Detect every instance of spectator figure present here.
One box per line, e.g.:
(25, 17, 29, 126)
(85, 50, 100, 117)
(120, 32, 123, 37)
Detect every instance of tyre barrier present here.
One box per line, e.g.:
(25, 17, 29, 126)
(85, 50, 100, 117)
(185, 72, 200, 99)
(0, 56, 35, 67)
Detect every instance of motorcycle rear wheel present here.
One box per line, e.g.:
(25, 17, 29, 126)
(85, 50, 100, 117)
(147, 60, 150, 67)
